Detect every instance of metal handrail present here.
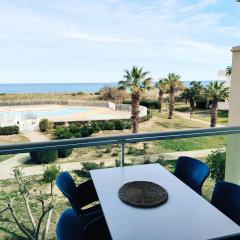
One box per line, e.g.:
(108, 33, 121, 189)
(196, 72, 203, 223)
(0, 126, 240, 164)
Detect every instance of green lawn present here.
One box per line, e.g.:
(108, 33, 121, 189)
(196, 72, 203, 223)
(157, 135, 227, 152)
(0, 135, 29, 162)
(175, 102, 229, 125)
(0, 160, 215, 240)
(192, 110, 228, 125)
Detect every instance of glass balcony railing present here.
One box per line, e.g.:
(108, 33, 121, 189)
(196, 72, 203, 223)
(0, 126, 240, 239)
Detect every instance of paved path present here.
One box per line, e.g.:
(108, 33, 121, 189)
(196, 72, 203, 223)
(174, 111, 224, 127)
(0, 131, 49, 179)
(0, 147, 220, 180)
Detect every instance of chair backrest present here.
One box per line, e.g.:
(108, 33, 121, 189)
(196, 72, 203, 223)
(56, 172, 80, 214)
(174, 156, 210, 194)
(56, 208, 86, 240)
(211, 181, 240, 226)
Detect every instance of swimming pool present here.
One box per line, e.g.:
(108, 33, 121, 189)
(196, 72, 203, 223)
(0, 107, 90, 119)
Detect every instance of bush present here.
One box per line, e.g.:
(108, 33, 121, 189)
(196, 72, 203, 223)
(115, 159, 121, 167)
(97, 121, 115, 130)
(91, 121, 100, 133)
(100, 86, 129, 101)
(58, 148, 73, 158)
(30, 150, 58, 164)
(143, 155, 151, 164)
(55, 126, 73, 139)
(206, 149, 226, 181)
(111, 148, 119, 156)
(124, 121, 132, 129)
(43, 164, 61, 184)
(113, 120, 125, 130)
(79, 124, 94, 137)
(39, 119, 53, 133)
(0, 125, 19, 135)
(96, 151, 103, 157)
(82, 162, 100, 172)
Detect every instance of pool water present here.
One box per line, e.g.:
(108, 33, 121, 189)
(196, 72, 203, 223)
(0, 107, 90, 119)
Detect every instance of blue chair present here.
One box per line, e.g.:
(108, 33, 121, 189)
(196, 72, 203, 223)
(56, 172, 102, 223)
(174, 156, 210, 195)
(211, 181, 240, 226)
(56, 208, 86, 240)
(56, 208, 112, 240)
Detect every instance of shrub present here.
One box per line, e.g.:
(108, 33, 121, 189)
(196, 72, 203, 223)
(79, 124, 94, 137)
(143, 143, 149, 154)
(82, 162, 100, 172)
(39, 119, 53, 133)
(124, 121, 132, 129)
(115, 159, 121, 167)
(0, 125, 19, 135)
(143, 155, 151, 164)
(104, 147, 111, 153)
(43, 164, 61, 194)
(111, 148, 119, 156)
(155, 156, 166, 166)
(58, 148, 73, 158)
(100, 86, 129, 102)
(55, 126, 73, 139)
(113, 120, 125, 130)
(91, 121, 100, 133)
(69, 124, 81, 137)
(30, 150, 58, 164)
(206, 149, 226, 182)
(139, 112, 152, 122)
(96, 151, 103, 157)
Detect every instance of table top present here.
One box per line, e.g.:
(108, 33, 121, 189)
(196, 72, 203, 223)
(91, 164, 240, 240)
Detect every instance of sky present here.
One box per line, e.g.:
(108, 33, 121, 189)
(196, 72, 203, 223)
(0, 0, 239, 83)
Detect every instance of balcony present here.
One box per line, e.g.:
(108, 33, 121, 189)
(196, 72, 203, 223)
(0, 126, 240, 239)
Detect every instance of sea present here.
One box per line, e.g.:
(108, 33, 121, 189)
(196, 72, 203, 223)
(0, 81, 215, 94)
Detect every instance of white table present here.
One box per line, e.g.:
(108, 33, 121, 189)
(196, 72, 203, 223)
(91, 164, 240, 240)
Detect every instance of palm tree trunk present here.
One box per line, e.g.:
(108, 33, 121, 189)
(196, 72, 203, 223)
(131, 92, 140, 133)
(190, 99, 195, 111)
(168, 89, 174, 119)
(159, 90, 163, 113)
(210, 99, 218, 127)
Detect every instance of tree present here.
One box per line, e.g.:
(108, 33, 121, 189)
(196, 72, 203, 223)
(119, 66, 152, 133)
(226, 66, 232, 77)
(181, 81, 203, 111)
(43, 164, 61, 195)
(0, 168, 55, 240)
(155, 79, 167, 113)
(99, 86, 129, 103)
(204, 81, 229, 127)
(164, 73, 185, 119)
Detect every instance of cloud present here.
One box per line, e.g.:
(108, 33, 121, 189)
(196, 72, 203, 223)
(62, 32, 144, 44)
(0, 0, 237, 83)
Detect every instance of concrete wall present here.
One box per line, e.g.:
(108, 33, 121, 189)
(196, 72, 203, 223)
(225, 46, 240, 184)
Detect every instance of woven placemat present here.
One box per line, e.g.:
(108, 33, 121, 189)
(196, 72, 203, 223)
(118, 181, 168, 208)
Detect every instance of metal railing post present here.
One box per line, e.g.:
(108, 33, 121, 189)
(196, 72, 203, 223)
(121, 139, 125, 166)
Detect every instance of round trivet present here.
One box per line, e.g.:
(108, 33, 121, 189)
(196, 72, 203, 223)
(118, 181, 168, 208)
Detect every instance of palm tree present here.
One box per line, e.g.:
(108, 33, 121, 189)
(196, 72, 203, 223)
(181, 81, 203, 111)
(155, 79, 167, 113)
(119, 66, 152, 133)
(164, 73, 185, 119)
(205, 81, 229, 127)
(226, 66, 232, 77)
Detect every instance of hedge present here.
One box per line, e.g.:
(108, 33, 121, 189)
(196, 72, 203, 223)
(0, 125, 19, 135)
(58, 148, 73, 158)
(30, 150, 58, 164)
(123, 99, 160, 109)
(53, 113, 152, 130)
